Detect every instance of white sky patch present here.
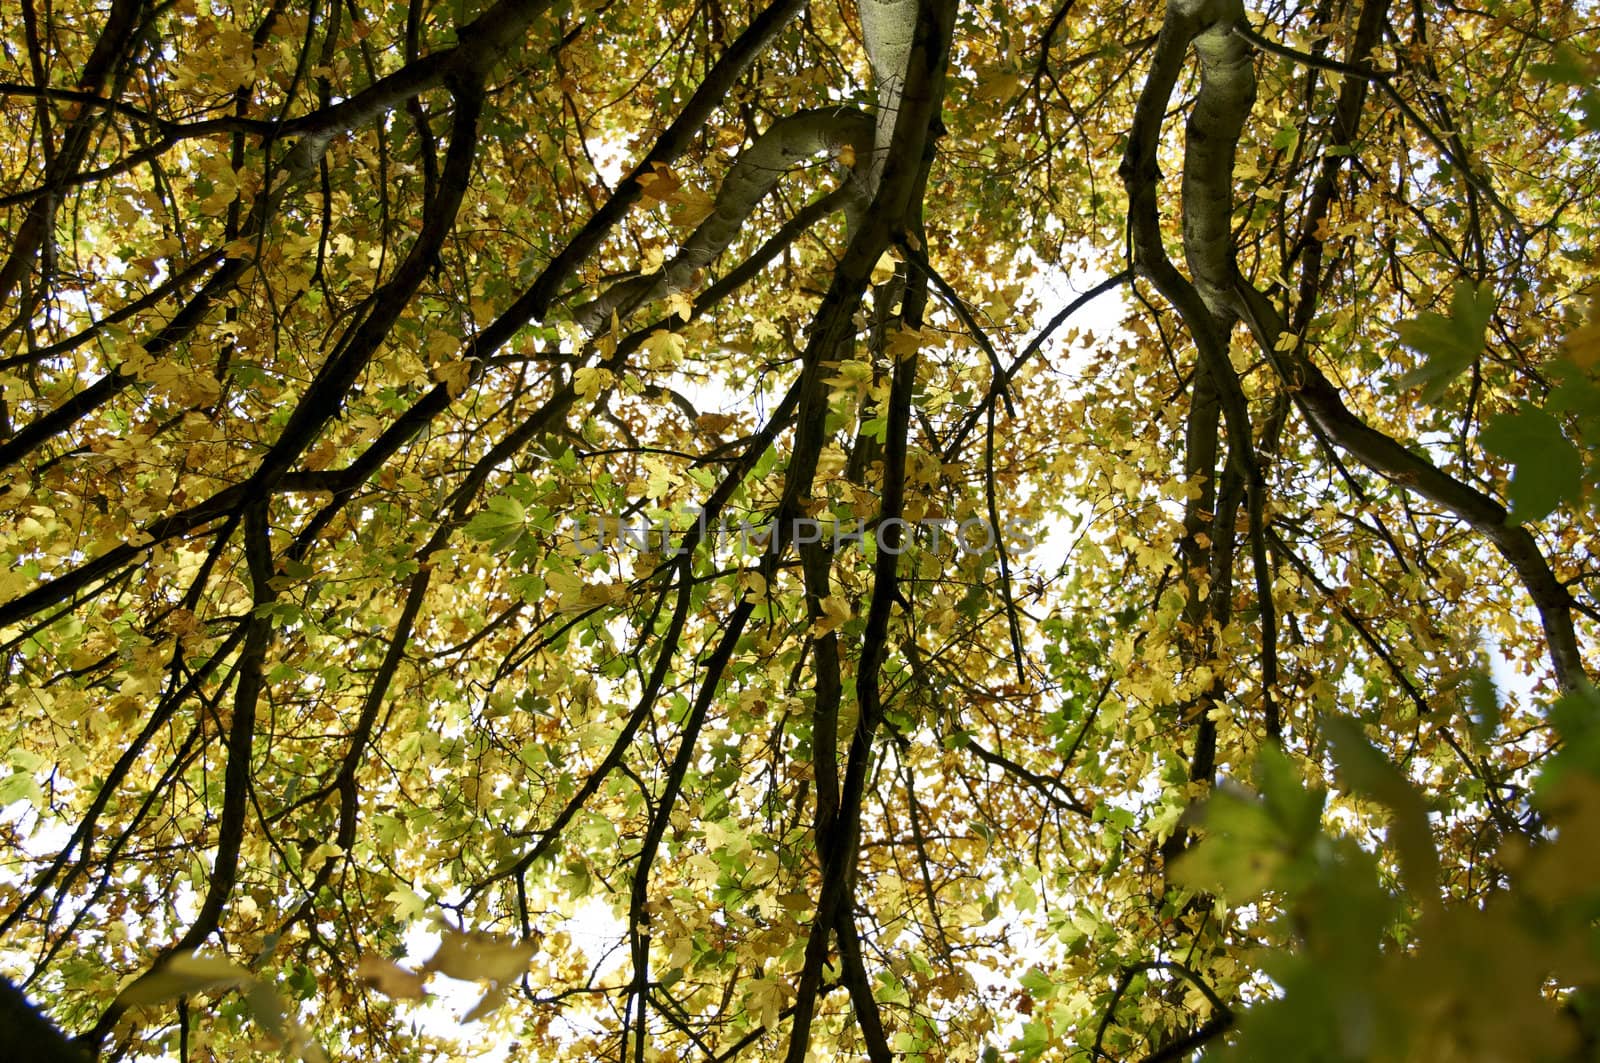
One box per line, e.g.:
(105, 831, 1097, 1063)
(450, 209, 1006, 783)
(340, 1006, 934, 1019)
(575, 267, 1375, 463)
(388, 895, 630, 1053)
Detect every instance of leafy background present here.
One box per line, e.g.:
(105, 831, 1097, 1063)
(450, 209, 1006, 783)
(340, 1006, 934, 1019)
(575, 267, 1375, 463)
(0, 0, 1597, 1059)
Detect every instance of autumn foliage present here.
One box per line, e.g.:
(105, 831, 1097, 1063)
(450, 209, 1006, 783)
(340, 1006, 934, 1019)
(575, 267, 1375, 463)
(1, 0, 1598, 1059)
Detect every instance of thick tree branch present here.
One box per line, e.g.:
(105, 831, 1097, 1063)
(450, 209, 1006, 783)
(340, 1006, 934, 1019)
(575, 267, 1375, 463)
(573, 107, 873, 333)
(784, 4, 955, 1055)
(1231, 279, 1588, 689)
(516, 0, 807, 321)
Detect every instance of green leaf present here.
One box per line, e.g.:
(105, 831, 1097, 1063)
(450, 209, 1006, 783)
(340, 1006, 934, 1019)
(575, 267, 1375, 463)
(1254, 743, 1325, 844)
(1018, 967, 1054, 998)
(1174, 746, 1330, 902)
(1479, 403, 1582, 522)
(1461, 668, 1501, 743)
(1531, 45, 1600, 132)
(1394, 281, 1495, 402)
(1534, 682, 1600, 798)
(244, 980, 289, 1044)
(0, 770, 40, 807)
(1009, 1019, 1051, 1061)
(1172, 785, 1287, 901)
(464, 494, 527, 551)
(280, 557, 315, 581)
(1324, 718, 1438, 901)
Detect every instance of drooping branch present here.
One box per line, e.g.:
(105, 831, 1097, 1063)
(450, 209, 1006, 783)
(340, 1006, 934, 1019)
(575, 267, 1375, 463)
(1166, 3, 1578, 695)
(1266, 0, 1390, 328)
(1093, 961, 1235, 1063)
(623, 594, 760, 1063)
(0, 0, 560, 215)
(0, 83, 485, 654)
(466, 370, 815, 897)
(243, 83, 485, 494)
(80, 502, 277, 1052)
(940, 268, 1132, 459)
(0, 613, 247, 941)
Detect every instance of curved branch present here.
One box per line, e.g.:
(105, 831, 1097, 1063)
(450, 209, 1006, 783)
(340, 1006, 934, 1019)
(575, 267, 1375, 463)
(81, 503, 277, 1052)
(515, 0, 807, 322)
(572, 106, 872, 333)
(1093, 961, 1234, 1062)
(1182, 2, 1256, 315)
(1231, 278, 1588, 689)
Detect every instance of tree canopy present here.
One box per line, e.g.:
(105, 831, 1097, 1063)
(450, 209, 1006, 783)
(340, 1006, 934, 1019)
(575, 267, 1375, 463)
(1, 0, 1598, 1059)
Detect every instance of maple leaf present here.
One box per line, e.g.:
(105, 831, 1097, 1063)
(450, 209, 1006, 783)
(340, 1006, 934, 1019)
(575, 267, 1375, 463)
(423, 927, 537, 984)
(1394, 280, 1496, 402)
(7, 2, 1599, 1060)
(635, 162, 682, 206)
(432, 359, 474, 398)
(810, 594, 851, 637)
(1563, 305, 1600, 370)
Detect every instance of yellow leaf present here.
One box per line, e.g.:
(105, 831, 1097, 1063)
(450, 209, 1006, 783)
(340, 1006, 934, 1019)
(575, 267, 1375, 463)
(665, 291, 694, 322)
(424, 927, 537, 983)
(886, 326, 924, 362)
(573, 365, 614, 399)
(745, 976, 788, 1030)
(739, 570, 767, 600)
(386, 884, 428, 921)
(870, 250, 898, 286)
(635, 162, 681, 206)
(1564, 309, 1600, 370)
(462, 983, 510, 1022)
(811, 595, 851, 637)
(696, 412, 737, 436)
(670, 186, 717, 228)
(433, 359, 473, 398)
(642, 330, 686, 368)
(303, 842, 343, 873)
(976, 69, 1020, 104)
(116, 953, 253, 1008)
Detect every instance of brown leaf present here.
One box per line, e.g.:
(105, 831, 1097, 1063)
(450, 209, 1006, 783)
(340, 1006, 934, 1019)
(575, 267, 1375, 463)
(355, 956, 429, 1001)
